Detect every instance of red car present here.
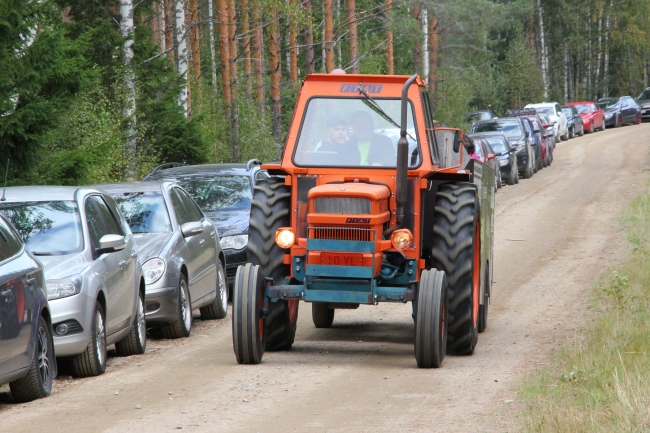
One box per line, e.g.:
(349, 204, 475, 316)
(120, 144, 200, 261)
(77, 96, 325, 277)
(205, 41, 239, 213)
(565, 102, 605, 133)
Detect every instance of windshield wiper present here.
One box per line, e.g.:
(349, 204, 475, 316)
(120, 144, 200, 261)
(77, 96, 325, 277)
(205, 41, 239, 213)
(31, 251, 56, 256)
(357, 86, 417, 142)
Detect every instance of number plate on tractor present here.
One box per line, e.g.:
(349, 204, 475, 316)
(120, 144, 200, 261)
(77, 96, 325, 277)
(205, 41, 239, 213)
(320, 252, 364, 266)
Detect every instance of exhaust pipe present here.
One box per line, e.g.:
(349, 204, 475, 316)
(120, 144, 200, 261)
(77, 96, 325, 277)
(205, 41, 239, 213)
(395, 73, 418, 224)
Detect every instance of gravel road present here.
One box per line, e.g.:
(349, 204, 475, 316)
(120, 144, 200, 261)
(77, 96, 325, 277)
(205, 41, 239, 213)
(2, 123, 649, 433)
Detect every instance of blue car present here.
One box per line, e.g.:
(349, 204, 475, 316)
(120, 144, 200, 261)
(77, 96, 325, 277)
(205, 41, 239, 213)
(0, 214, 56, 402)
(597, 96, 642, 127)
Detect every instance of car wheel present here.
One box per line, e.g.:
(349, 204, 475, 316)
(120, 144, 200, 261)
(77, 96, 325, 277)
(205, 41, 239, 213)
(9, 315, 54, 402)
(200, 261, 228, 320)
(588, 122, 594, 133)
(515, 171, 520, 184)
(115, 289, 147, 356)
(636, 113, 642, 124)
(615, 115, 622, 128)
(162, 274, 192, 339)
(71, 302, 107, 377)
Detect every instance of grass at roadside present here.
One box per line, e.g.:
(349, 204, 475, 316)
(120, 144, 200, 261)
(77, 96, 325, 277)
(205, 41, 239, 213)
(519, 182, 650, 432)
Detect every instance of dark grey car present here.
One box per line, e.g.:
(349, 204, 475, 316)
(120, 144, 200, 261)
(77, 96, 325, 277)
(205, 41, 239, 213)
(94, 181, 228, 339)
(636, 87, 650, 121)
(0, 214, 56, 402)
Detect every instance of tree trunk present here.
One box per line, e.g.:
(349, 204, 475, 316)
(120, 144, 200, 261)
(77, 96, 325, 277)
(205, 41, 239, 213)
(188, 0, 201, 107)
(603, 0, 613, 96)
(152, 1, 162, 49)
(251, 0, 265, 110)
(268, 4, 283, 148)
(160, 0, 166, 53)
(217, 0, 231, 116)
(241, 0, 252, 95)
(208, 0, 218, 88)
(536, 0, 548, 99)
(227, 0, 238, 94)
(385, 0, 394, 75)
(428, 11, 438, 96)
(422, 9, 428, 78)
(595, 3, 603, 99)
(347, 0, 358, 73)
(336, 0, 342, 68)
(175, 0, 189, 116)
(289, 0, 298, 84)
(120, 0, 137, 180)
(164, 0, 174, 63)
(324, 0, 335, 72)
(304, 0, 315, 74)
(413, 3, 421, 75)
(563, 46, 569, 101)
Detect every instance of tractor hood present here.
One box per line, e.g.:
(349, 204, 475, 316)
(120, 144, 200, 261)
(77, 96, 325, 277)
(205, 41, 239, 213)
(307, 183, 391, 202)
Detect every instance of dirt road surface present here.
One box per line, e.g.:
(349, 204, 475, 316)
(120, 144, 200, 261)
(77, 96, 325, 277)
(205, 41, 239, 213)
(2, 124, 649, 433)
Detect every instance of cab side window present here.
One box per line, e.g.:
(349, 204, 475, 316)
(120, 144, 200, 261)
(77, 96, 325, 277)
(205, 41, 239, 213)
(170, 188, 193, 225)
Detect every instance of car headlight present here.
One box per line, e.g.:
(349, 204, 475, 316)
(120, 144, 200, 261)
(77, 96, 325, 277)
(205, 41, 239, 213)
(499, 159, 508, 166)
(143, 258, 166, 284)
(514, 141, 526, 152)
(46, 275, 82, 301)
(221, 235, 248, 250)
(605, 112, 613, 119)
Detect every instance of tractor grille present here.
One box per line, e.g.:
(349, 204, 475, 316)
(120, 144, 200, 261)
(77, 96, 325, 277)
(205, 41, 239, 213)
(309, 226, 374, 242)
(314, 197, 371, 214)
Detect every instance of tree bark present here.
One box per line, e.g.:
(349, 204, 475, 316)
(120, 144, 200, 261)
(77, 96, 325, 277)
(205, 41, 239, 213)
(175, 0, 189, 116)
(227, 0, 238, 94)
(268, 4, 283, 148)
(603, 0, 613, 96)
(241, 0, 252, 95)
(208, 0, 218, 88)
(336, 0, 342, 68)
(217, 0, 231, 116)
(188, 0, 201, 106)
(289, 0, 298, 84)
(164, 0, 174, 63)
(386, 0, 394, 75)
(120, 0, 137, 180)
(159, 0, 166, 53)
(413, 3, 421, 75)
(152, 1, 162, 49)
(324, 0, 335, 72)
(347, 0, 358, 73)
(536, 0, 548, 99)
(251, 0, 265, 110)
(428, 10, 438, 96)
(304, 0, 315, 74)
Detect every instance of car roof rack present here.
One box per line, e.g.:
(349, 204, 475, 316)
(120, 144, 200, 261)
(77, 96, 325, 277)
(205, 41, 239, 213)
(506, 108, 538, 117)
(143, 162, 187, 180)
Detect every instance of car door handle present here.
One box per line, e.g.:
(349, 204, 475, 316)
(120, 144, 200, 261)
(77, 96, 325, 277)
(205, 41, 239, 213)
(199, 239, 206, 246)
(210, 231, 215, 237)
(1, 289, 12, 299)
(26, 277, 36, 286)
(119, 260, 127, 270)
(130, 252, 138, 258)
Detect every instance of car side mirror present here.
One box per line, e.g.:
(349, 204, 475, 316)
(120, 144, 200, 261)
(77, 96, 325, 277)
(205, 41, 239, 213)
(181, 221, 204, 238)
(487, 154, 495, 160)
(97, 234, 126, 255)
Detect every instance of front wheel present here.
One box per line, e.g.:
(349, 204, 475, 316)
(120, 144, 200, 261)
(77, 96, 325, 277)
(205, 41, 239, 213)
(232, 263, 265, 364)
(615, 115, 622, 128)
(162, 274, 192, 339)
(71, 302, 107, 377)
(312, 303, 334, 328)
(10, 315, 54, 402)
(115, 290, 147, 356)
(200, 261, 229, 320)
(415, 269, 448, 368)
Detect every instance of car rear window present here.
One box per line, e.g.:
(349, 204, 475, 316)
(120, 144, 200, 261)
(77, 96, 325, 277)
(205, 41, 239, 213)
(114, 192, 172, 233)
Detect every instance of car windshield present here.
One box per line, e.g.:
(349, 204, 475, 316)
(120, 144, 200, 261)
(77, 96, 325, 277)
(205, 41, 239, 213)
(574, 104, 591, 114)
(637, 90, 650, 100)
(177, 176, 252, 212)
(484, 137, 509, 154)
(534, 107, 555, 118)
(113, 192, 171, 233)
(598, 99, 618, 108)
(0, 201, 83, 255)
(293, 97, 419, 168)
(466, 112, 491, 122)
(472, 120, 523, 139)
(561, 108, 573, 117)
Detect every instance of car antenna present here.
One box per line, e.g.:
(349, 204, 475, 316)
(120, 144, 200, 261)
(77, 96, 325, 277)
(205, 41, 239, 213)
(0, 159, 8, 202)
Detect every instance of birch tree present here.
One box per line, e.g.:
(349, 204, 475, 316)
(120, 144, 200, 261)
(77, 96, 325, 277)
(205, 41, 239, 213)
(176, 0, 189, 115)
(208, 0, 218, 87)
(386, 0, 394, 75)
(536, 0, 549, 99)
(120, 0, 137, 179)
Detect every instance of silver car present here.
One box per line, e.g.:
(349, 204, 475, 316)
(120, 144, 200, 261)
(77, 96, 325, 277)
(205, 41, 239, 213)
(94, 181, 228, 339)
(0, 186, 146, 378)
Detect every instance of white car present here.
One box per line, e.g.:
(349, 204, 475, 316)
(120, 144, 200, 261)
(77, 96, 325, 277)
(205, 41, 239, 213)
(525, 102, 568, 143)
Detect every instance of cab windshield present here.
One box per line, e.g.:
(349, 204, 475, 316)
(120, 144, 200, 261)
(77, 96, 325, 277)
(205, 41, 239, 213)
(293, 97, 420, 168)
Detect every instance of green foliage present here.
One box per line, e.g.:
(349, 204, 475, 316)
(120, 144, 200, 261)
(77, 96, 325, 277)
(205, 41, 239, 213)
(502, 38, 544, 109)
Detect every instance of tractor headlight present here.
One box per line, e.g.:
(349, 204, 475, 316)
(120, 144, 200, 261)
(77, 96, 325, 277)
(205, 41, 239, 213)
(220, 235, 248, 250)
(143, 258, 166, 284)
(275, 228, 295, 249)
(391, 229, 413, 250)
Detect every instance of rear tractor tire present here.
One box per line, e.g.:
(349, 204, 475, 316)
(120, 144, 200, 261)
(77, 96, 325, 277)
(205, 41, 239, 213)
(414, 269, 448, 368)
(430, 183, 481, 355)
(312, 303, 335, 328)
(247, 178, 298, 352)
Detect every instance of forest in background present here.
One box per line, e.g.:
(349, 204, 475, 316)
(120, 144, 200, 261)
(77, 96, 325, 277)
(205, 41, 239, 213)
(2, 0, 649, 185)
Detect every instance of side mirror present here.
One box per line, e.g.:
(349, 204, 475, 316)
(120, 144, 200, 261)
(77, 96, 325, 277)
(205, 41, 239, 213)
(487, 154, 495, 160)
(181, 221, 204, 238)
(453, 131, 461, 153)
(96, 234, 126, 256)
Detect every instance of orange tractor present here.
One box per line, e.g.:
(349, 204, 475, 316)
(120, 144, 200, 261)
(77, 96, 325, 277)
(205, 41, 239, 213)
(232, 73, 495, 368)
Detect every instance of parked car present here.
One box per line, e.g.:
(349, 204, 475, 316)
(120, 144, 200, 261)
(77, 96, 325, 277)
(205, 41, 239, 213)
(0, 186, 146, 378)
(597, 96, 642, 127)
(470, 117, 535, 179)
(525, 102, 569, 142)
(537, 113, 555, 162)
(0, 214, 56, 402)
(565, 101, 605, 133)
(467, 135, 502, 188)
(94, 181, 228, 339)
(469, 131, 518, 185)
(636, 87, 650, 121)
(506, 108, 550, 168)
(561, 105, 585, 138)
(464, 109, 498, 123)
(143, 160, 269, 288)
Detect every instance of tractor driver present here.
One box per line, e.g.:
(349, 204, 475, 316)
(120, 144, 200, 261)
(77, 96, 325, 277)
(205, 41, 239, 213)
(347, 110, 396, 166)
